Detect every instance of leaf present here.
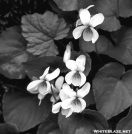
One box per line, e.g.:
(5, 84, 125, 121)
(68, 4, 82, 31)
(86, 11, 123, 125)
(0, 26, 28, 79)
(48, 129, 62, 134)
(94, 0, 132, 31)
(58, 110, 109, 134)
(94, 0, 121, 31)
(53, 0, 93, 11)
(84, 89, 95, 107)
(23, 56, 67, 79)
(0, 26, 27, 60)
(0, 122, 19, 134)
(22, 11, 69, 56)
(80, 36, 111, 53)
(92, 62, 132, 119)
(117, 0, 132, 18)
(3, 89, 51, 132)
(102, 28, 132, 65)
(0, 52, 29, 79)
(116, 106, 132, 134)
(37, 114, 60, 134)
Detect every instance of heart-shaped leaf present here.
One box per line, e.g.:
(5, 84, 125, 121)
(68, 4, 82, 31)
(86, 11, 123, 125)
(0, 26, 28, 79)
(94, 0, 120, 31)
(93, 62, 132, 119)
(102, 28, 132, 65)
(0, 123, 19, 134)
(116, 106, 132, 134)
(53, 0, 93, 11)
(3, 89, 51, 132)
(22, 11, 69, 56)
(37, 114, 60, 134)
(84, 89, 95, 107)
(80, 36, 111, 53)
(23, 56, 67, 79)
(0, 52, 29, 79)
(48, 129, 62, 134)
(94, 0, 132, 31)
(58, 110, 109, 134)
(0, 26, 27, 60)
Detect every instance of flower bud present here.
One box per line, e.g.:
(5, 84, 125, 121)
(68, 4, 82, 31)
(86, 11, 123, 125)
(63, 43, 71, 63)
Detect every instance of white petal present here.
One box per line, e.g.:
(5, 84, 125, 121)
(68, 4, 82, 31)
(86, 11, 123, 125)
(62, 83, 76, 97)
(55, 76, 64, 91)
(27, 80, 43, 93)
(79, 72, 86, 87)
(65, 71, 76, 85)
(63, 44, 71, 63)
(71, 99, 82, 113)
(78, 98, 86, 111)
(59, 89, 69, 101)
(45, 68, 60, 81)
(76, 19, 82, 27)
(83, 28, 93, 42)
(79, 9, 91, 25)
(65, 108, 73, 118)
(61, 108, 73, 118)
(61, 108, 69, 116)
(77, 82, 90, 98)
(76, 55, 86, 72)
(90, 27, 99, 43)
(72, 26, 87, 39)
(89, 13, 104, 27)
(66, 60, 77, 70)
(38, 94, 45, 105)
(39, 67, 50, 80)
(61, 97, 75, 109)
(39, 81, 51, 95)
(52, 102, 62, 114)
(86, 5, 94, 10)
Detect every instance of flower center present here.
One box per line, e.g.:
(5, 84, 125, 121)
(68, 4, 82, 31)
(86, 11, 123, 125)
(40, 81, 47, 88)
(73, 71, 81, 79)
(72, 72, 81, 86)
(72, 98, 82, 113)
(38, 81, 48, 94)
(86, 27, 93, 34)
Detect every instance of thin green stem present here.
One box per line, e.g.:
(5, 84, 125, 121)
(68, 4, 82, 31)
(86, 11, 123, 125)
(57, 40, 65, 48)
(95, 42, 103, 64)
(51, 86, 57, 103)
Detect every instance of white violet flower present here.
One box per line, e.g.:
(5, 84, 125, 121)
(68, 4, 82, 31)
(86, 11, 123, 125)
(61, 83, 90, 113)
(50, 76, 64, 103)
(72, 5, 104, 43)
(52, 82, 90, 117)
(65, 55, 86, 87)
(27, 67, 60, 105)
(52, 84, 73, 118)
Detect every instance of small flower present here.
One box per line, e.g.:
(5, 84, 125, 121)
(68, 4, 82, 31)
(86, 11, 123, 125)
(50, 76, 64, 103)
(63, 43, 71, 63)
(73, 5, 104, 43)
(65, 55, 86, 87)
(52, 82, 90, 117)
(52, 85, 73, 118)
(61, 83, 90, 114)
(27, 67, 60, 105)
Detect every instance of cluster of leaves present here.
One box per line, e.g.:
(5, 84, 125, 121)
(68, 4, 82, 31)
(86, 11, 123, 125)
(0, 0, 132, 134)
